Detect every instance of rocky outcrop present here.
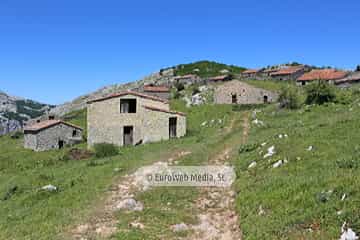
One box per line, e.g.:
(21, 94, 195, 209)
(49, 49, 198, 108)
(0, 91, 53, 135)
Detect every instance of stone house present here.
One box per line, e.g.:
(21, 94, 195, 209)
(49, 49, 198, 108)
(214, 80, 278, 104)
(24, 120, 83, 151)
(270, 66, 305, 81)
(334, 71, 360, 88)
(207, 75, 232, 83)
(296, 69, 348, 86)
(241, 69, 260, 79)
(87, 91, 186, 147)
(135, 84, 170, 100)
(173, 74, 201, 85)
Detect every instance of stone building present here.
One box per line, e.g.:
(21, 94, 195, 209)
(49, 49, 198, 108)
(296, 69, 348, 86)
(241, 69, 260, 79)
(24, 120, 83, 151)
(135, 84, 170, 100)
(335, 71, 360, 88)
(270, 66, 305, 81)
(214, 80, 278, 105)
(207, 75, 232, 83)
(87, 91, 186, 147)
(173, 74, 201, 85)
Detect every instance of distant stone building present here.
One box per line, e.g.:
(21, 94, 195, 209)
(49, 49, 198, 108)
(207, 75, 232, 83)
(24, 120, 83, 151)
(334, 71, 360, 88)
(214, 80, 278, 105)
(136, 84, 170, 100)
(270, 66, 305, 81)
(296, 69, 348, 86)
(87, 91, 186, 147)
(173, 74, 201, 85)
(241, 69, 260, 79)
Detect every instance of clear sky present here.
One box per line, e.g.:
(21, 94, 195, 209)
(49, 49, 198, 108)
(1, 0, 359, 104)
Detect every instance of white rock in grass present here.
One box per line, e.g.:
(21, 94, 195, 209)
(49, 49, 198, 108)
(341, 194, 347, 201)
(248, 161, 257, 169)
(116, 198, 143, 212)
(258, 205, 265, 216)
(261, 142, 267, 147)
(278, 134, 283, 139)
(307, 146, 314, 151)
(264, 146, 276, 158)
(284, 134, 288, 138)
(201, 121, 207, 127)
(252, 119, 264, 126)
(340, 228, 359, 240)
(41, 185, 57, 192)
(272, 160, 283, 168)
(171, 223, 189, 232)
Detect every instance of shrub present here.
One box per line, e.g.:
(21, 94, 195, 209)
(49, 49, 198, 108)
(93, 143, 119, 158)
(278, 85, 303, 109)
(335, 89, 353, 105)
(239, 143, 259, 154)
(174, 82, 185, 92)
(10, 131, 23, 139)
(305, 81, 336, 105)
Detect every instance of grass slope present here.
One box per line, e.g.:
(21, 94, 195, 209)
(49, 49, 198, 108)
(234, 102, 360, 239)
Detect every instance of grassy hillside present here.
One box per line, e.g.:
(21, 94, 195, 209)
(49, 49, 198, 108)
(234, 101, 360, 239)
(0, 100, 237, 240)
(174, 60, 246, 78)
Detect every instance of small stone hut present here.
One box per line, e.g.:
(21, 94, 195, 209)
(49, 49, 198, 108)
(24, 120, 83, 151)
(87, 91, 186, 147)
(214, 80, 278, 104)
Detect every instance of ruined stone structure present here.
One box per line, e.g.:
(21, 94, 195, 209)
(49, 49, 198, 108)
(134, 84, 170, 100)
(24, 120, 83, 151)
(214, 80, 278, 105)
(270, 66, 306, 81)
(87, 91, 186, 147)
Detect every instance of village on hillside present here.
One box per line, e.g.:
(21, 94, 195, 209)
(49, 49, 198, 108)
(19, 62, 360, 152)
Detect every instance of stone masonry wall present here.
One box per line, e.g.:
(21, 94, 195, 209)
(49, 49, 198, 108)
(87, 94, 185, 147)
(24, 123, 83, 151)
(214, 80, 278, 104)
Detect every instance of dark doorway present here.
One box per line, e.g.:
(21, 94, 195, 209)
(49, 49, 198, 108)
(58, 140, 64, 149)
(169, 117, 177, 138)
(120, 99, 137, 113)
(123, 126, 134, 145)
(48, 115, 55, 120)
(231, 94, 237, 104)
(72, 130, 77, 137)
(263, 95, 268, 104)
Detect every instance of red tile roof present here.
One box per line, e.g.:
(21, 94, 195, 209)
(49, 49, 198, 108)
(297, 69, 348, 81)
(242, 69, 259, 74)
(143, 85, 170, 92)
(24, 120, 83, 132)
(143, 105, 186, 116)
(87, 90, 169, 104)
(270, 66, 304, 76)
(335, 72, 360, 84)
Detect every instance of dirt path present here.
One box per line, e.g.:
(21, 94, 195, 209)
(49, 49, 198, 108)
(187, 112, 250, 240)
(69, 150, 191, 240)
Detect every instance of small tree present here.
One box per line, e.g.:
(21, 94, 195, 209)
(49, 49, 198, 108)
(174, 82, 185, 92)
(278, 85, 303, 109)
(305, 81, 336, 105)
(93, 143, 119, 158)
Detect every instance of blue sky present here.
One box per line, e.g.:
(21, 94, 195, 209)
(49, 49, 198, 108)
(1, 0, 359, 104)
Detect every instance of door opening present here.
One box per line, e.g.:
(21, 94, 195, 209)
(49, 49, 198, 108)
(123, 126, 134, 145)
(263, 95, 268, 104)
(58, 140, 64, 149)
(231, 94, 237, 104)
(169, 117, 177, 138)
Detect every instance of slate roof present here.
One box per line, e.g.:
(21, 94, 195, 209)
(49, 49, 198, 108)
(270, 66, 304, 76)
(24, 120, 83, 132)
(335, 71, 360, 84)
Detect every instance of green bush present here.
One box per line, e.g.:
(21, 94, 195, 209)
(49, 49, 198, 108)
(239, 143, 259, 154)
(93, 143, 119, 158)
(278, 85, 303, 109)
(305, 81, 336, 105)
(174, 82, 185, 92)
(335, 89, 353, 105)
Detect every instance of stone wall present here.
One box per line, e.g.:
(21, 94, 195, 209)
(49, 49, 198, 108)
(214, 80, 278, 105)
(87, 94, 186, 147)
(24, 123, 83, 151)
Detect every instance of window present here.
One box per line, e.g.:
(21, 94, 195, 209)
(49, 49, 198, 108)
(72, 130, 77, 137)
(48, 115, 55, 120)
(120, 99, 137, 113)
